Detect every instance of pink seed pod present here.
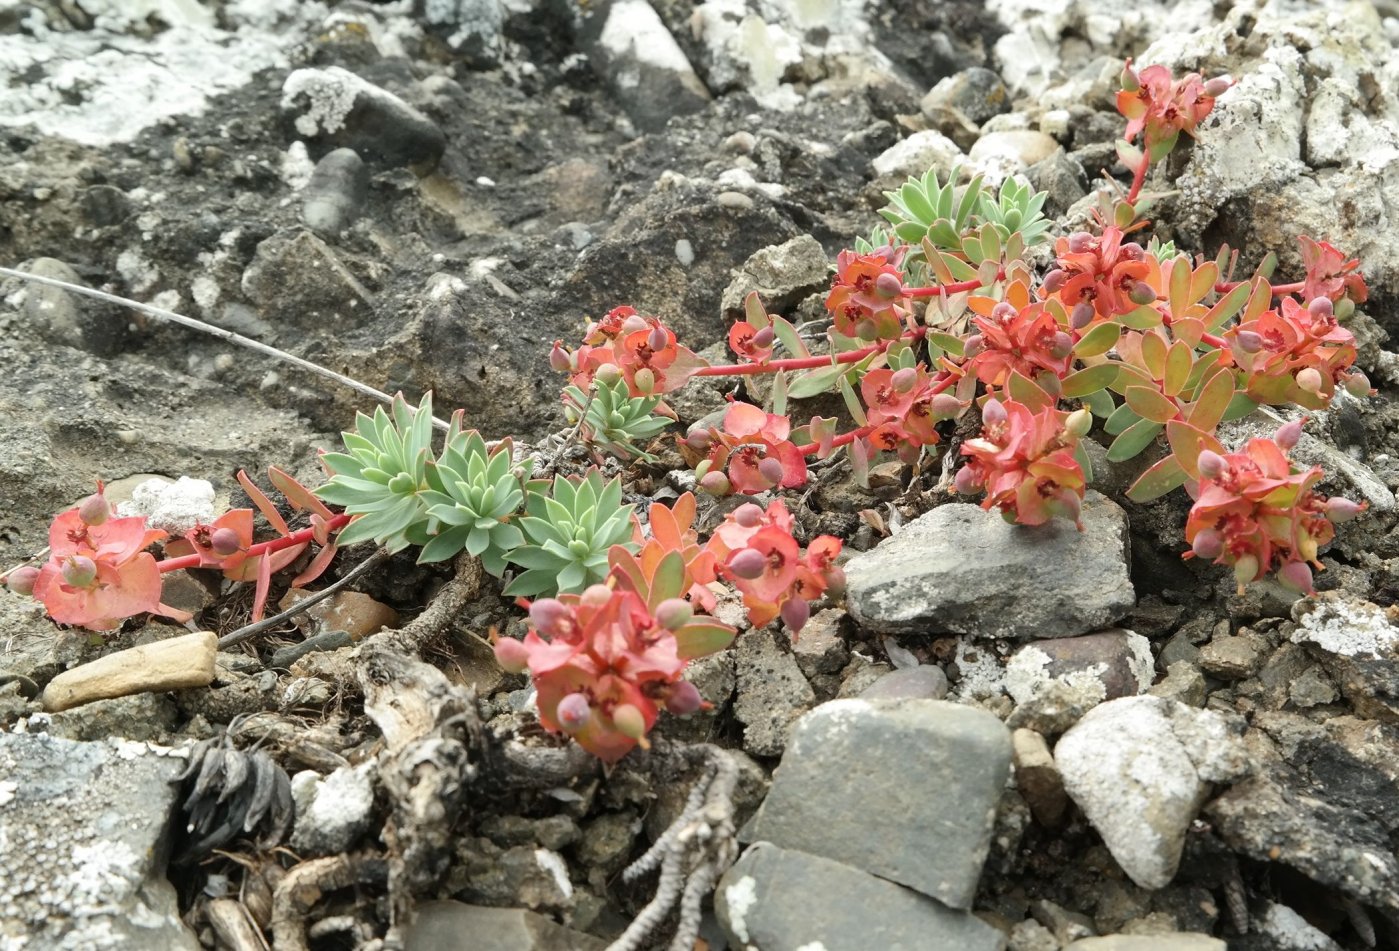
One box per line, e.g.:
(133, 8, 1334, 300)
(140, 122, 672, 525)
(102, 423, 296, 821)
(1344, 371, 1372, 397)
(822, 564, 846, 598)
(5, 565, 39, 596)
(580, 585, 613, 609)
(1197, 450, 1228, 480)
(1273, 418, 1304, 450)
(1277, 560, 1314, 594)
(991, 301, 1017, 322)
(728, 548, 767, 580)
(1191, 528, 1224, 560)
(751, 325, 775, 348)
(1233, 553, 1261, 588)
(685, 427, 713, 451)
(1128, 281, 1157, 306)
(493, 636, 530, 674)
(780, 596, 810, 633)
(556, 693, 592, 732)
(982, 398, 1008, 427)
(890, 367, 918, 393)
(648, 325, 669, 352)
(62, 555, 97, 588)
(733, 503, 764, 528)
(954, 464, 983, 495)
(757, 456, 785, 486)
(611, 703, 647, 740)
(1295, 367, 1324, 393)
(1119, 242, 1145, 261)
(665, 680, 704, 716)
(595, 363, 623, 386)
(963, 333, 986, 358)
(930, 394, 964, 419)
(1235, 330, 1263, 353)
(1042, 269, 1068, 294)
(1202, 75, 1232, 97)
(77, 491, 110, 527)
(654, 598, 693, 631)
(1325, 497, 1366, 523)
(1050, 331, 1075, 359)
(549, 341, 572, 373)
(1067, 231, 1094, 254)
(529, 597, 572, 636)
(1307, 296, 1334, 321)
(699, 470, 732, 496)
(1070, 302, 1095, 330)
(210, 527, 242, 556)
(875, 272, 904, 299)
(621, 314, 649, 334)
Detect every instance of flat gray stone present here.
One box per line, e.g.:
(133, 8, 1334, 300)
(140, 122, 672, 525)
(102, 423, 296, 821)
(745, 699, 1010, 908)
(0, 733, 198, 949)
(1065, 936, 1224, 951)
(845, 492, 1134, 640)
(716, 843, 1004, 951)
(404, 900, 606, 951)
(733, 630, 815, 757)
(1056, 697, 1250, 889)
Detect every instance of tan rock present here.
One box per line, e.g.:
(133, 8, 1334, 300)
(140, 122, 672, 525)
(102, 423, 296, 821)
(41, 631, 218, 712)
(1013, 727, 1067, 826)
(278, 589, 399, 640)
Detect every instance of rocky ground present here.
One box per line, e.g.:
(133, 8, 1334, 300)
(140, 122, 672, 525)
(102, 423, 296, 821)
(2, 0, 1399, 948)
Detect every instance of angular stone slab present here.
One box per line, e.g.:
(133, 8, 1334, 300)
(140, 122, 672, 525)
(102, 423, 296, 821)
(0, 733, 196, 949)
(404, 900, 605, 951)
(845, 492, 1134, 640)
(716, 843, 1005, 951)
(745, 699, 1010, 908)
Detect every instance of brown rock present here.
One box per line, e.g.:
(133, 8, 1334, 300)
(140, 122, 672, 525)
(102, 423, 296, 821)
(1012, 728, 1067, 826)
(41, 631, 218, 712)
(278, 589, 399, 640)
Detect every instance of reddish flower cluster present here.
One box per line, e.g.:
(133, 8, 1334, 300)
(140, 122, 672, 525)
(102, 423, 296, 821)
(1184, 425, 1364, 593)
(728, 319, 775, 363)
(497, 585, 694, 763)
(1228, 296, 1364, 410)
(964, 301, 1074, 389)
(1042, 226, 1154, 324)
(825, 248, 910, 341)
(1117, 62, 1226, 160)
(554, 306, 706, 396)
(15, 487, 187, 631)
(1299, 236, 1369, 307)
(694, 402, 809, 495)
(956, 399, 1089, 527)
(705, 499, 844, 634)
(861, 366, 961, 460)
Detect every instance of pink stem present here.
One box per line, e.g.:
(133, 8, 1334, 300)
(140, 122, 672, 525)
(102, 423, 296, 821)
(694, 328, 929, 378)
(156, 513, 352, 573)
(1126, 153, 1150, 205)
(795, 424, 875, 457)
(1213, 279, 1306, 296)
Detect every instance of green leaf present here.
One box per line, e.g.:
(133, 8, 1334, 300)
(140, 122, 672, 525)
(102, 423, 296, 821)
(1074, 440, 1094, 484)
(1081, 388, 1116, 419)
(1104, 402, 1143, 436)
(1126, 455, 1189, 502)
(839, 374, 868, 425)
(1202, 280, 1251, 331)
(769, 316, 811, 359)
(1006, 370, 1054, 411)
(788, 363, 848, 399)
(1168, 253, 1191, 320)
(1221, 392, 1259, 422)
(1060, 364, 1121, 399)
(673, 620, 737, 660)
(1124, 385, 1179, 424)
(1119, 305, 1163, 330)
(1107, 419, 1164, 462)
(649, 550, 687, 607)
(1073, 322, 1121, 358)
(1185, 367, 1235, 433)
(1162, 340, 1193, 398)
(927, 331, 964, 357)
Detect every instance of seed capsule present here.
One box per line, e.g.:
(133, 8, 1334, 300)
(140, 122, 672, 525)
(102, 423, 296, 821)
(1273, 419, 1304, 450)
(1197, 450, 1228, 480)
(529, 598, 572, 636)
(728, 548, 767, 580)
(1295, 367, 1324, 393)
(62, 555, 97, 588)
(1070, 302, 1095, 330)
(757, 456, 785, 486)
(5, 565, 39, 596)
(780, 596, 810, 633)
(210, 527, 242, 556)
(556, 693, 591, 732)
(1325, 497, 1365, 523)
(611, 703, 647, 741)
(493, 636, 530, 674)
(77, 491, 110, 526)
(982, 398, 1008, 427)
(733, 503, 764, 528)
(1191, 529, 1224, 560)
(1277, 560, 1313, 594)
(665, 681, 703, 716)
(875, 272, 904, 299)
(648, 325, 669, 352)
(1042, 269, 1068, 294)
(1202, 75, 1232, 97)
(751, 325, 775, 348)
(1235, 330, 1262, 353)
(654, 598, 693, 631)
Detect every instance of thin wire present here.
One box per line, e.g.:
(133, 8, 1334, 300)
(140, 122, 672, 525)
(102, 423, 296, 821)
(0, 265, 449, 430)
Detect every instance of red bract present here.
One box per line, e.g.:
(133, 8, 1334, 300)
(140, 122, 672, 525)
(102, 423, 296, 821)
(825, 250, 909, 341)
(1183, 435, 1360, 593)
(728, 320, 775, 363)
(562, 306, 707, 396)
(1045, 226, 1155, 322)
(30, 504, 181, 631)
(700, 402, 808, 495)
(706, 499, 843, 634)
(1117, 62, 1222, 160)
(1298, 236, 1368, 306)
(957, 400, 1087, 527)
(860, 366, 957, 460)
(1228, 296, 1360, 410)
(511, 585, 687, 763)
(965, 302, 1073, 388)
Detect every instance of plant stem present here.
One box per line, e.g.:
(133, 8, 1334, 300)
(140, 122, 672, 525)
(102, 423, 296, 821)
(1126, 154, 1151, 205)
(795, 424, 875, 456)
(904, 274, 998, 298)
(1213, 279, 1306, 296)
(156, 514, 353, 573)
(693, 328, 928, 378)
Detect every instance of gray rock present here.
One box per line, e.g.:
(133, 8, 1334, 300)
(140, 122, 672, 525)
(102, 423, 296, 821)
(281, 66, 446, 172)
(1241, 901, 1344, 951)
(733, 629, 815, 757)
(1064, 937, 1224, 951)
(1197, 635, 1263, 680)
(44, 690, 179, 743)
(719, 234, 830, 322)
(403, 900, 606, 951)
(921, 67, 1011, 125)
(746, 699, 1010, 908)
(791, 609, 851, 680)
(1010, 919, 1059, 951)
(1291, 595, 1399, 721)
(0, 733, 198, 949)
(845, 492, 1135, 640)
(1055, 696, 1250, 889)
(1006, 630, 1154, 709)
(1148, 662, 1207, 708)
(301, 147, 368, 235)
(19, 257, 125, 355)
(1028, 149, 1088, 216)
(871, 129, 965, 181)
(581, 0, 709, 133)
(290, 763, 375, 856)
(859, 665, 949, 701)
(715, 843, 1005, 951)
(241, 229, 374, 330)
(969, 130, 1061, 183)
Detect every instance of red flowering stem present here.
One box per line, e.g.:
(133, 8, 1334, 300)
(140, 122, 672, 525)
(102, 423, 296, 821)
(1126, 154, 1151, 205)
(1159, 311, 1229, 350)
(795, 424, 876, 456)
(693, 328, 929, 378)
(904, 272, 1002, 298)
(155, 513, 352, 572)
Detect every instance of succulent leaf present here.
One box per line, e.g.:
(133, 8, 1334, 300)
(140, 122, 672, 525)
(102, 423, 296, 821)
(504, 471, 638, 597)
